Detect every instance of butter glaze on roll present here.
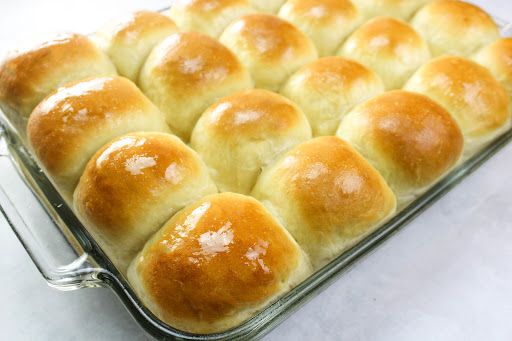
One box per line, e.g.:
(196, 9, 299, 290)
(252, 136, 396, 267)
(0, 33, 116, 119)
(338, 16, 430, 89)
(474, 38, 512, 99)
(219, 14, 318, 91)
(352, 0, 430, 21)
(404, 56, 511, 155)
(278, 0, 361, 57)
(27, 76, 170, 202)
(337, 90, 463, 205)
(281, 56, 384, 136)
(411, 0, 500, 57)
(95, 11, 179, 82)
(139, 32, 253, 141)
(128, 192, 311, 333)
(74, 132, 217, 273)
(250, 0, 286, 13)
(168, 0, 255, 38)
(191, 89, 312, 194)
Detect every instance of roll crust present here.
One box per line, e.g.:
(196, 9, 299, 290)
(191, 89, 311, 194)
(74, 132, 217, 272)
(139, 32, 253, 141)
(95, 11, 179, 82)
(278, 0, 361, 56)
(168, 0, 255, 38)
(338, 16, 430, 89)
(337, 90, 464, 204)
(252, 136, 396, 267)
(473, 38, 512, 99)
(219, 14, 318, 91)
(27, 76, 170, 201)
(0, 33, 116, 118)
(281, 56, 384, 136)
(404, 56, 511, 152)
(411, 0, 500, 57)
(128, 192, 311, 333)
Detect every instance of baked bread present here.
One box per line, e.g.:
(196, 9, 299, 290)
(352, 0, 430, 21)
(94, 11, 179, 82)
(167, 0, 255, 38)
(127, 192, 311, 333)
(74, 132, 217, 273)
(411, 0, 500, 57)
(250, 0, 286, 13)
(473, 38, 512, 99)
(278, 0, 361, 57)
(337, 90, 463, 205)
(219, 14, 318, 91)
(139, 32, 253, 141)
(404, 56, 511, 155)
(281, 56, 384, 136)
(191, 89, 311, 194)
(27, 76, 170, 202)
(252, 136, 396, 267)
(338, 16, 430, 89)
(0, 33, 116, 120)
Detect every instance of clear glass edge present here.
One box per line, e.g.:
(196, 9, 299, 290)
(0, 14, 510, 341)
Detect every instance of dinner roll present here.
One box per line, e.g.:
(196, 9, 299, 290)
(191, 89, 311, 194)
(474, 38, 512, 99)
(252, 136, 396, 267)
(338, 16, 430, 89)
(404, 56, 511, 154)
(139, 32, 253, 141)
(168, 0, 255, 38)
(94, 11, 179, 82)
(352, 0, 430, 21)
(128, 192, 311, 333)
(27, 76, 170, 202)
(281, 56, 384, 136)
(219, 14, 318, 91)
(337, 90, 463, 205)
(250, 0, 286, 13)
(0, 33, 116, 120)
(411, 0, 500, 57)
(74, 132, 217, 273)
(278, 0, 361, 57)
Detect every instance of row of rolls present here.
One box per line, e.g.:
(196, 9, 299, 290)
(0, 0, 511, 334)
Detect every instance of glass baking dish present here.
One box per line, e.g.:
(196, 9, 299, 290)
(0, 11, 510, 340)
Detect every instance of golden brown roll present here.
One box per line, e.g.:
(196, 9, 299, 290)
(281, 56, 384, 136)
(473, 38, 512, 99)
(191, 89, 311, 194)
(94, 11, 179, 82)
(27, 76, 170, 202)
(74, 132, 217, 273)
(219, 14, 318, 91)
(338, 16, 430, 89)
(352, 0, 430, 21)
(139, 32, 253, 141)
(411, 0, 500, 57)
(250, 0, 286, 13)
(127, 192, 311, 333)
(404, 56, 511, 154)
(167, 0, 255, 38)
(337, 90, 463, 205)
(252, 136, 396, 267)
(0, 33, 116, 120)
(278, 0, 361, 57)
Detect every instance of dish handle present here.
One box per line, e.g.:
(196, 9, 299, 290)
(0, 127, 105, 291)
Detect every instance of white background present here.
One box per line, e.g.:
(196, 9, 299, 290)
(1, 1, 511, 340)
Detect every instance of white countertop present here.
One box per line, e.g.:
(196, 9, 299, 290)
(1, 1, 511, 340)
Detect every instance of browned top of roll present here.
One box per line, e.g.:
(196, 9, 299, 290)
(134, 192, 302, 322)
